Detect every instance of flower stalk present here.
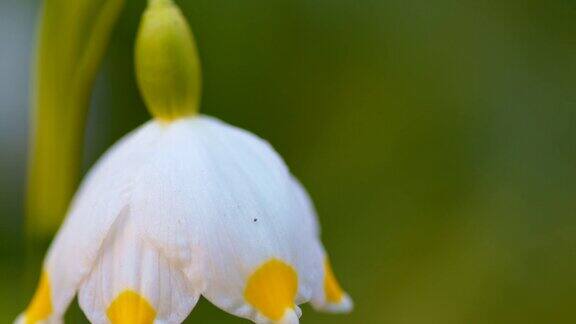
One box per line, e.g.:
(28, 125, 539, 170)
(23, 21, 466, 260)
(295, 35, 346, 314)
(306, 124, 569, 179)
(26, 0, 126, 238)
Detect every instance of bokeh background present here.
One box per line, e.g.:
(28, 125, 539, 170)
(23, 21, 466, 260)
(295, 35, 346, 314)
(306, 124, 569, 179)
(1, 0, 576, 323)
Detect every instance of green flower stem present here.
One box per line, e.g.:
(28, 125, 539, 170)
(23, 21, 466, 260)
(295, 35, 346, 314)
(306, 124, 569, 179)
(27, 0, 125, 239)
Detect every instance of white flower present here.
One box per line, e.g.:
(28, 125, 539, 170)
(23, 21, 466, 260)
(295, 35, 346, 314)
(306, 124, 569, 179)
(19, 1, 353, 322)
(17, 116, 352, 324)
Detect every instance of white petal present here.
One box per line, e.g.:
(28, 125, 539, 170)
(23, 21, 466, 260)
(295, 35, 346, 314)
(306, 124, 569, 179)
(131, 116, 322, 323)
(291, 178, 353, 314)
(130, 119, 207, 288)
(35, 121, 163, 320)
(291, 177, 320, 236)
(78, 212, 199, 324)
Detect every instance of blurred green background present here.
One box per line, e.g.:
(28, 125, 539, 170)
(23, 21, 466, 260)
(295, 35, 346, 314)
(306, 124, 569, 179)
(1, 0, 576, 323)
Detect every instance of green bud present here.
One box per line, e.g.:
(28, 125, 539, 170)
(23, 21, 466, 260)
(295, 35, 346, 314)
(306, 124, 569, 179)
(136, 0, 202, 121)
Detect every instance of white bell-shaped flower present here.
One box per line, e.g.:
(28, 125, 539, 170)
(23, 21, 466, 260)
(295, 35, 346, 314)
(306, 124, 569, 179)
(17, 117, 352, 324)
(17, 1, 352, 323)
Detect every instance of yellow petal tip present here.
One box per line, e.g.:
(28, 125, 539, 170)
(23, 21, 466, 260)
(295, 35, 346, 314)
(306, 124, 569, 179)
(322, 259, 353, 313)
(23, 271, 53, 324)
(245, 259, 298, 321)
(107, 290, 156, 324)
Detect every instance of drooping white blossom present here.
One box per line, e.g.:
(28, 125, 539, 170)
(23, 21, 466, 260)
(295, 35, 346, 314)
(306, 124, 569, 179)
(17, 117, 352, 324)
(18, 0, 352, 322)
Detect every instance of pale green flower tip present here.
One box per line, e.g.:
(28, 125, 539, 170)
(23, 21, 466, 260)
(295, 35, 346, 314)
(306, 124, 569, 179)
(136, 0, 202, 122)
